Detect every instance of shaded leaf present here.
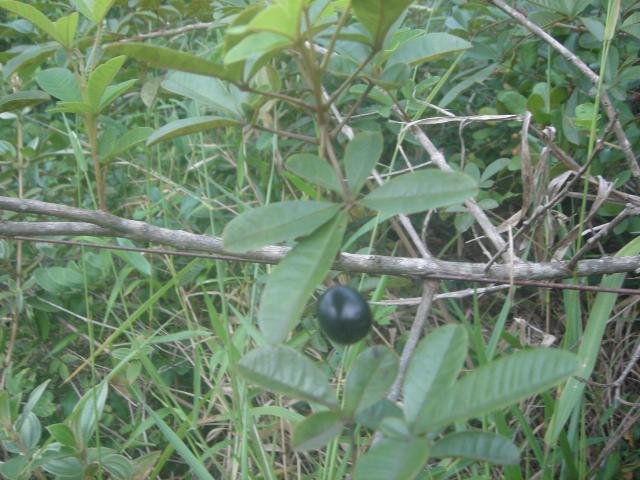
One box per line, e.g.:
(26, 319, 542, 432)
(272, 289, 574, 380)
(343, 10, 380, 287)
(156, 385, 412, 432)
(99, 79, 138, 111)
(286, 153, 343, 193)
(416, 349, 580, 432)
(351, 0, 413, 47)
(146, 116, 241, 146)
(388, 32, 471, 66)
(431, 431, 519, 465)
(101, 127, 153, 162)
(344, 131, 383, 196)
(238, 345, 337, 407)
(353, 437, 430, 480)
(0, 90, 50, 112)
(344, 346, 398, 415)
(106, 43, 232, 80)
(360, 170, 478, 216)
(223, 200, 341, 253)
(292, 411, 344, 451)
(258, 212, 347, 343)
(53, 12, 78, 48)
(403, 324, 468, 427)
(162, 71, 246, 118)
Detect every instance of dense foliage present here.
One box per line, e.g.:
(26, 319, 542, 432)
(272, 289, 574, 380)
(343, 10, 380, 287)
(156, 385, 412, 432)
(0, 0, 639, 478)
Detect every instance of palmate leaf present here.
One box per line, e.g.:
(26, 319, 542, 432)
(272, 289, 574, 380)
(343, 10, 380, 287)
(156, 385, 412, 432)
(222, 200, 341, 253)
(360, 169, 478, 216)
(415, 349, 580, 433)
(258, 212, 347, 344)
(238, 345, 337, 407)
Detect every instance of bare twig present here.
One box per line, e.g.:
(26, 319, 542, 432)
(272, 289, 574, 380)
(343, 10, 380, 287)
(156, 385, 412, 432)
(387, 281, 439, 401)
(2, 199, 640, 281)
(107, 22, 214, 45)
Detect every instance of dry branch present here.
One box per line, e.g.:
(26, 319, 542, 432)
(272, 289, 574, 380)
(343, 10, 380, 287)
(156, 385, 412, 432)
(2, 196, 640, 282)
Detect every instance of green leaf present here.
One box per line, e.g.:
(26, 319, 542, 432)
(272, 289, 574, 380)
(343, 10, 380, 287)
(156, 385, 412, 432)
(19, 412, 41, 450)
(42, 455, 84, 477)
(106, 43, 232, 80)
(0, 0, 59, 43)
(355, 399, 403, 430)
(416, 349, 580, 432)
(286, 153, 343, 193)
(146, 116, 241, 146)
(0, 390, 11, 425)
(497, 90, 527, 114)
(112, 238, 151, 276)
(388, 32, 472, 66)
(70, 0, 116, 24)
(248, 0, 303, 39)
(353, 437, 430, 480)
(100, 127, 153, 162)
(47, 101, 93, 114)
(162, 71, 246, 118)
(35, 68, 82, 102)
(70, 382, 109, 447)
(87, 55, 127, 109)
(430, 431, 520, 465)
(360, 170, 478, 216)
(344, 131, 383, 196)
(0, 90, 50, 112)
(46, 423, 77, 447)
(146, 406, 215, 480)
(292, 411, 344, 451)
(223, 200, 341, 253)
(351, 0, 413, 47)
(53, 12, 78, 49)
(99, 79, 137, 111)
(237, 345, 337, 407)
(403, 325, 468, 427)
(344, 346, 398, 416)
(102, 453, 134, 480)
(546, 236, 640, 446)
(19, 379, 50, 428)
(258, 212, 347, 343)
(224, 31, 290, 64)
(3, 42, 59, 81)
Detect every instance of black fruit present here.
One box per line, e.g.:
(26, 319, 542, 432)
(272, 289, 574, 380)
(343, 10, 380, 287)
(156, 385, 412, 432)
(316, 285, 372, 345)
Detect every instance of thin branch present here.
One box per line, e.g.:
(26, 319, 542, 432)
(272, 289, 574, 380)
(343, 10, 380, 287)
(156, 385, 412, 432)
(106, 22, 214, 44)
(251, 124, 319, 144)
(2, 198, 640, 281)
(387, 281, 438, 402)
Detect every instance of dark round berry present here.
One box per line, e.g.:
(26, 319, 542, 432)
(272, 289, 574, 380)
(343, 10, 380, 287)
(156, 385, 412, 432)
(316, 285, 372, 345)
